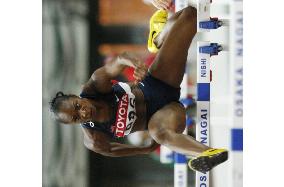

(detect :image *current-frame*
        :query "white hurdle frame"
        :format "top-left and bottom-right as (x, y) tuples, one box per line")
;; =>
(174, 1), (214, 187)
(195, 1), (212, 187)
(174, 0), (225, 187)
(196, 41), (211, 187)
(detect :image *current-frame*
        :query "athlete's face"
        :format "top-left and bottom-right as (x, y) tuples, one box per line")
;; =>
(57, 97), (96, 124)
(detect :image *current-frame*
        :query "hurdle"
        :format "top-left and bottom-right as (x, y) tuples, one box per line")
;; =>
(195, 0), (227, 187)
(163, 1), (242, 186)
(196, 41), (222, 187)
(197, 1), (243, 187)
(173, 1), (224, 187)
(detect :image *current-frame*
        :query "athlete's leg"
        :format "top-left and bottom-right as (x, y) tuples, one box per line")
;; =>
(154, 9), (185, 48)
(149, 6), (197, 88)
(148, 102), (228, 172)
(148, 102), (210, 157)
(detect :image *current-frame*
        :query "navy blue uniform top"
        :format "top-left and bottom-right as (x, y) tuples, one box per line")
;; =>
(80, 83), (137, 138)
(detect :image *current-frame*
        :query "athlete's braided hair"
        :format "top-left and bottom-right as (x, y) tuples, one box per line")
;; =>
(49, 91), (77, 116)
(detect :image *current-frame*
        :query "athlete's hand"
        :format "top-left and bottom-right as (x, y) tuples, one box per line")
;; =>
(119, 52), (148, 83)
(151, 0), (172, 10)
(133, 61), (148, 84)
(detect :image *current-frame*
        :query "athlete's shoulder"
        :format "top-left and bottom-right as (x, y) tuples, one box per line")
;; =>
(112, 81), (128, 94)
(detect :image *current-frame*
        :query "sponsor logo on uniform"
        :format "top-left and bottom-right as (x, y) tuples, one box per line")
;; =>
(114, 94), (129, 137)
(88, 121), (95, 127)
(113, 93), (136, 137)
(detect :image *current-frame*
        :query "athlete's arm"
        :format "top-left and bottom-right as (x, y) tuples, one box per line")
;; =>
(82, 128), (159, 157)
(107, 141), (160, 157)
(82, 52), (147, 94)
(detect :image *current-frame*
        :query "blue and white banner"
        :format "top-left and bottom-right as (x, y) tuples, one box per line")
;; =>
(197, 42), (211, 83)
(196, 101), (210, 187)
(196, 101), (210, 147)
(230, 1), (243, 129)
(229, 1), (243, 187)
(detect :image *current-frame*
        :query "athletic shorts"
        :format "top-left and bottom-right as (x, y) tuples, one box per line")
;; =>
(138, 73), (181, 126)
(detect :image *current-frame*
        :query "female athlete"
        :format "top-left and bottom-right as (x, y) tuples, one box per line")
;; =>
(49, 5), (228, 173)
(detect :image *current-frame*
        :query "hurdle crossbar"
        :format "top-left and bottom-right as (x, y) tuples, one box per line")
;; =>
(173, 1), (224, 186)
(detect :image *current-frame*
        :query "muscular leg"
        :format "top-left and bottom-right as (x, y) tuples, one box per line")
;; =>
(149, 6), (197, 88)
(154, 9), (184, 48)
(148, 102), (210, 157)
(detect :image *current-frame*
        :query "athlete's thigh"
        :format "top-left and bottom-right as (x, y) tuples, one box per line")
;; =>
(149, 6), (197, 88)
(148, 102), (186, 134)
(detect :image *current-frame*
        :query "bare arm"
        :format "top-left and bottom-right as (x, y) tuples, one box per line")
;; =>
(82, 52), (147, 94)
(82, 128), (159, 157)
(107, 141), (159, 157)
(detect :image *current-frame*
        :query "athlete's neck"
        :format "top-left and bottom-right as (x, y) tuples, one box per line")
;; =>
(90, 99), (113, 123)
